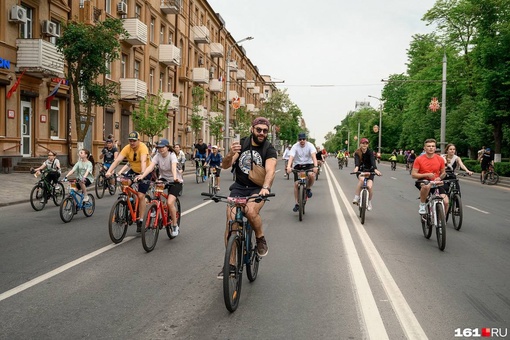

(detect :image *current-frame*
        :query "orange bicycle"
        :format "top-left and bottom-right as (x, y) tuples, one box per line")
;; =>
(142, 180), (182, 252)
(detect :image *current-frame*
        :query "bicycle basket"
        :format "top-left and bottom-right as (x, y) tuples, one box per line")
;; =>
(299, 171), (307, 179)
(155, 182), (165, 193)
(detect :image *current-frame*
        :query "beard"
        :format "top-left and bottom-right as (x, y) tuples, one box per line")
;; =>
(251, 133), (267, 146)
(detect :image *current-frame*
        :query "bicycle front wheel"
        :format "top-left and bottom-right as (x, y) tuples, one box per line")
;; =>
(108, 177), (117, 195)
(360, 189), (367, 224)
(421, 212), (432, 239)
(142, 202), (160, 252)
(298, 185), (304, 221)
(246, 228), (259, 282)
(52, 182), (65, 206)
(436, 204), (447, 251)
(485, 172), (499, 185)
(195, 168), (200, 184)
(108, 200), (128, 244)
(83, 194), (95, 217)
(451, 194), (463, 231)
(223, 233), (243, 313)
(30, 185), (46, 211)
(95, 174), (106, 199)
(59, 197), (75, 223)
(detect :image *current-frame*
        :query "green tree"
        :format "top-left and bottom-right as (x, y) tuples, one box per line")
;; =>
(56, 18), (127, 144)
(190, 86), (205, 140)
(208, 115), (224, 144)
(131, 92), (170, 145)
(232, 106), (251, 137)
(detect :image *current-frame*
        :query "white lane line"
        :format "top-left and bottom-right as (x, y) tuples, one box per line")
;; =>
(466, 205), (489, 214)
(0, 202), (213, 303)
(325, 163), (428, 340)
(323, 164), (389, 339)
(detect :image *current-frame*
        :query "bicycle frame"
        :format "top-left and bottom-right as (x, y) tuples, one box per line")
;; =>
(118, 175), (140, 222)
(150, 181), (170, 227)
(419, 180), (447, 251)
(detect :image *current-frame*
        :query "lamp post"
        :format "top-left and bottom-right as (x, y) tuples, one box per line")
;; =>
(339, 127), (350, 153)
(225, 36), (254, 154)
(368, 95), (383, 153)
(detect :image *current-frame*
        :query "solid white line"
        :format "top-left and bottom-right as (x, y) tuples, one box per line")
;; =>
(325, 164), (428, 340)
(0, 202), (212, 303)
(466, 205), (489, 214)
(323, 164), (389, 340)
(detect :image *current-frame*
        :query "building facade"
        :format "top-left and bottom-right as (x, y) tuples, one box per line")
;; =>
(0, 0), (276, 168)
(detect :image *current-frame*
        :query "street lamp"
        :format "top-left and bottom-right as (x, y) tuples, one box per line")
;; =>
(368, 95), (383, 153)
(225, 36), (254, 154)
(339, 127), (350, 153)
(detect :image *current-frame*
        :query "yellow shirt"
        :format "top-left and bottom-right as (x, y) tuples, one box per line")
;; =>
(120, 143), (150, 174)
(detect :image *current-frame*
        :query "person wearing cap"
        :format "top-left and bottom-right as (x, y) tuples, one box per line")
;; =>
(352, 137), (382, 211)
(193, 138), (208, 176)
(136, 139), (183, 237)
(100, 138), (119, 190)
(220, 116), (276, 276)
(106, 131), (151, 232)
(286, 132), (318, 212)
(480, 147), (494, 184)
(205, 145), (223, 190)
(411, 138), (448, 214)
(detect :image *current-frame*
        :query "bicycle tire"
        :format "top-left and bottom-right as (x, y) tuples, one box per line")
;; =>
(30, 184), (46, 211)
(59, 197), (75, 223)
(246, 228), (259, 282)
(485, 171), (499, 185)
(223, 233), (243, 312)
(108, 177), (117, 195)
(436, 204), (446, 251)
(421, 212), (432, 239)
(142, 202), (160, 252)
(108, 200), (129, 244)
(83, 194), (95, 217)
(451, 194), (463, 231)
(95, 174), (106, 199)
(360, 189), (367, 224)
(165, 198), (181, 239)
(298, 185), (304, 221)
(52, 182), (65, 206)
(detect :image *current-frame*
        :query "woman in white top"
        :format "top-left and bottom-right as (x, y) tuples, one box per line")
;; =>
(173, 143), (187, 172)
(442, 143), (473, 194)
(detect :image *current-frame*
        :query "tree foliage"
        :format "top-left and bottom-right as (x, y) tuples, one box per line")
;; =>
(131, 92), (170, 145)
(208, 114), (224, 144)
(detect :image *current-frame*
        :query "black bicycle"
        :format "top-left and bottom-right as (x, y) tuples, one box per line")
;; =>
(29, 168), (65, 211)
(351, 171), (378, 225)
(444, 173), (467, 231)
(202, 192), (275, 313)
(292, 168), (313, 221)
(94, 162), (117, 199)
(482, 164), (499, 185)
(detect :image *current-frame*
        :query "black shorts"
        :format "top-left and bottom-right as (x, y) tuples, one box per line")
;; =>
(166, 182), (182, 197)
(356, 172), (376, 181)
(77, 178), (92, 190)
(414, 181), (447, 195)
(127, 169), (152, 194)
(229, 182), (260, 197)
(293, 164), (314, 181)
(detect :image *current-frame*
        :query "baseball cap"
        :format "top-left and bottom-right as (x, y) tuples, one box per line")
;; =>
(212, 145), (218, 149)
(106, 139), (113, 143)
(360, 138), (369, 144)
(298, 132), (307, 140)
(485, 147), (491, 152)
(128, 131), (139, 140)
(157, 139), (170, 148)
(252, 117), (270, 127)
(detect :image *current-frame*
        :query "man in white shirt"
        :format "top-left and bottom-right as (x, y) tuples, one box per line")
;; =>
(286, 133), (318, 212)
(282, 145), (292, 178)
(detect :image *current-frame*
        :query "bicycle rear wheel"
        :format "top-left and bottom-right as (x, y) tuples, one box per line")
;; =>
(59, 197), (75, 223)
(223, 233), (243, 312)
(421, 212), (433, 239)
(30, 185), (46, 211)
(83, 194), (95, 217)
(142, 202), (160, 252)
(360, 189), (367, 224)
(165, 198), (181, 239)
(298, 185), (304, 221)
(95, 174), (106, 199)
(52, 182), (65, 206)
(451, 194), (463, 231)
(108, 200), (129, 244)
(246, 228), (259, 282)
(485, 171), (499, 185)
(436, 204), (447, 251)
(108, 177), (117, 195)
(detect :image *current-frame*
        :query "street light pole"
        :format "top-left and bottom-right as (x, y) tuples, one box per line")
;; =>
(368, 95), (383, 153)
(224, 36), (254, 154)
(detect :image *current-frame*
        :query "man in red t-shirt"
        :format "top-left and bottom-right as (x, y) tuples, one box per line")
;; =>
(411, 138), (447, 214)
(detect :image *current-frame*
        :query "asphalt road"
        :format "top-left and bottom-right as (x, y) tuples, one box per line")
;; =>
(0, 158), (509, 339)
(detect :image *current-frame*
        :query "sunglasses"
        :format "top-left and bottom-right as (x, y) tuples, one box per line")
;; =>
(255, 127), (269, 134)
(299, 138), (306, 141)
(133, 152), (137, 161)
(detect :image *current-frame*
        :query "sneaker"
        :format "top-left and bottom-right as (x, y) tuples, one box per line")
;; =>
(109, 185), (116, 191)
(83, 195), (89, 202)
(136, 220), (142, 233)
(419, 203), (426, 215)
(352, 195), (359, 205)
(40, 198), (46, 203)
(217, 265), (237, 279)
(216, 186), (220, 191)
(150, 210), (156, 218)
(367, 201), (373, 211)
(170, 225), (179, 237)
(292, 204), (299, 212)
(306, 189), (313, 198)
(256, 236), (268, 257)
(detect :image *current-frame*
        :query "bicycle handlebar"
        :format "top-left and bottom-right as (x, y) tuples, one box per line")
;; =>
(201, 192), (275, 204)
(350, 171), (380, 176)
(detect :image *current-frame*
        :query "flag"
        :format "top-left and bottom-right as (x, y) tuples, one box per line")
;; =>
(45, 79), (62, 109)
(218, 75), (223, 82)
(6, 69), (26, 99)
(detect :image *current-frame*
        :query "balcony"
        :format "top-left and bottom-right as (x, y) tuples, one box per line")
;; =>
(191, 26), (210, 44)
(251, 86), (260, 94)
(236, 69), (246, 80)
(228, 90), (238, 100)
(160, 0), (181, 14)
(246, 80), (254, 89)
(209, 79), (223, 93)
(228, 60), (238, 72)
(122, 19), (147, 46)
(119, 78), (147, 101)
(16, 39), (64, 77)
(209, 43), (224, 58)
(246, 103), (255, 112)
(159, 44), (181, 66)
(239, 97), (245, 107)
(197, 105), (208, 117)
(192, 68), (208, 84)
(162, 92), (180, 110)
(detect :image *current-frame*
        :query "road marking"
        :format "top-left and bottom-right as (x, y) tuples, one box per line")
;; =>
(466, 205), (489, 214)
(0, 202), (212, 303)
(324, 163), (428, 340)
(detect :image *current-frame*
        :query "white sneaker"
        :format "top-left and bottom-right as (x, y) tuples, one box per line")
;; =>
(170, 225), (179, 237)
(352, 195), (359, 205)
(83, 195), (89, 202)
(419, 203), (426, 214)
(367, 201), (373, 211)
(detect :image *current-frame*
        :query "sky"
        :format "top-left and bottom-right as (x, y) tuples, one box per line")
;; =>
(207, 0), (437, 147)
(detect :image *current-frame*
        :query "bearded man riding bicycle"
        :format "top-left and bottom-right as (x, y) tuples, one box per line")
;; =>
(352, 138), (381, 211)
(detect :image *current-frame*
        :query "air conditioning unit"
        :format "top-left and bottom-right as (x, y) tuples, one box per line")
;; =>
(42, 20), (59, 37)
(9, 5), (27, 23)
(117, 2), (128, 15)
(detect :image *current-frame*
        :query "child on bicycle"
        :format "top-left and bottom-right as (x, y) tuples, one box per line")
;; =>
(64, 149), (94, 202)
(205, 145), (223, 190)
(33, 151), (61, 184)
(352, 138), (381, 211)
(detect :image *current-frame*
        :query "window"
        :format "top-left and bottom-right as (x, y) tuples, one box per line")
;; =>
(121, 54), (127, 78)
(106, 59), (112, 79)
(105, 0), (111, 14)
(150, 17), (155, 43)
(49, 21), (61, 45)
(50, 99), (60, 137)
(20, 5), (33, 39)
(135, 4), (142, 19)
(160, 72), (164, 92)
(160, 25), (165, 44)
(168, 31), (173, 44)
(149, 68), (154, 93)
(134, 60), (140, 79)
(168, 77), (173, 93)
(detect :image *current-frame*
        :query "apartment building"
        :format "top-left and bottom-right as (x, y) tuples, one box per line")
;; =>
(0, 0), (276, 168)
